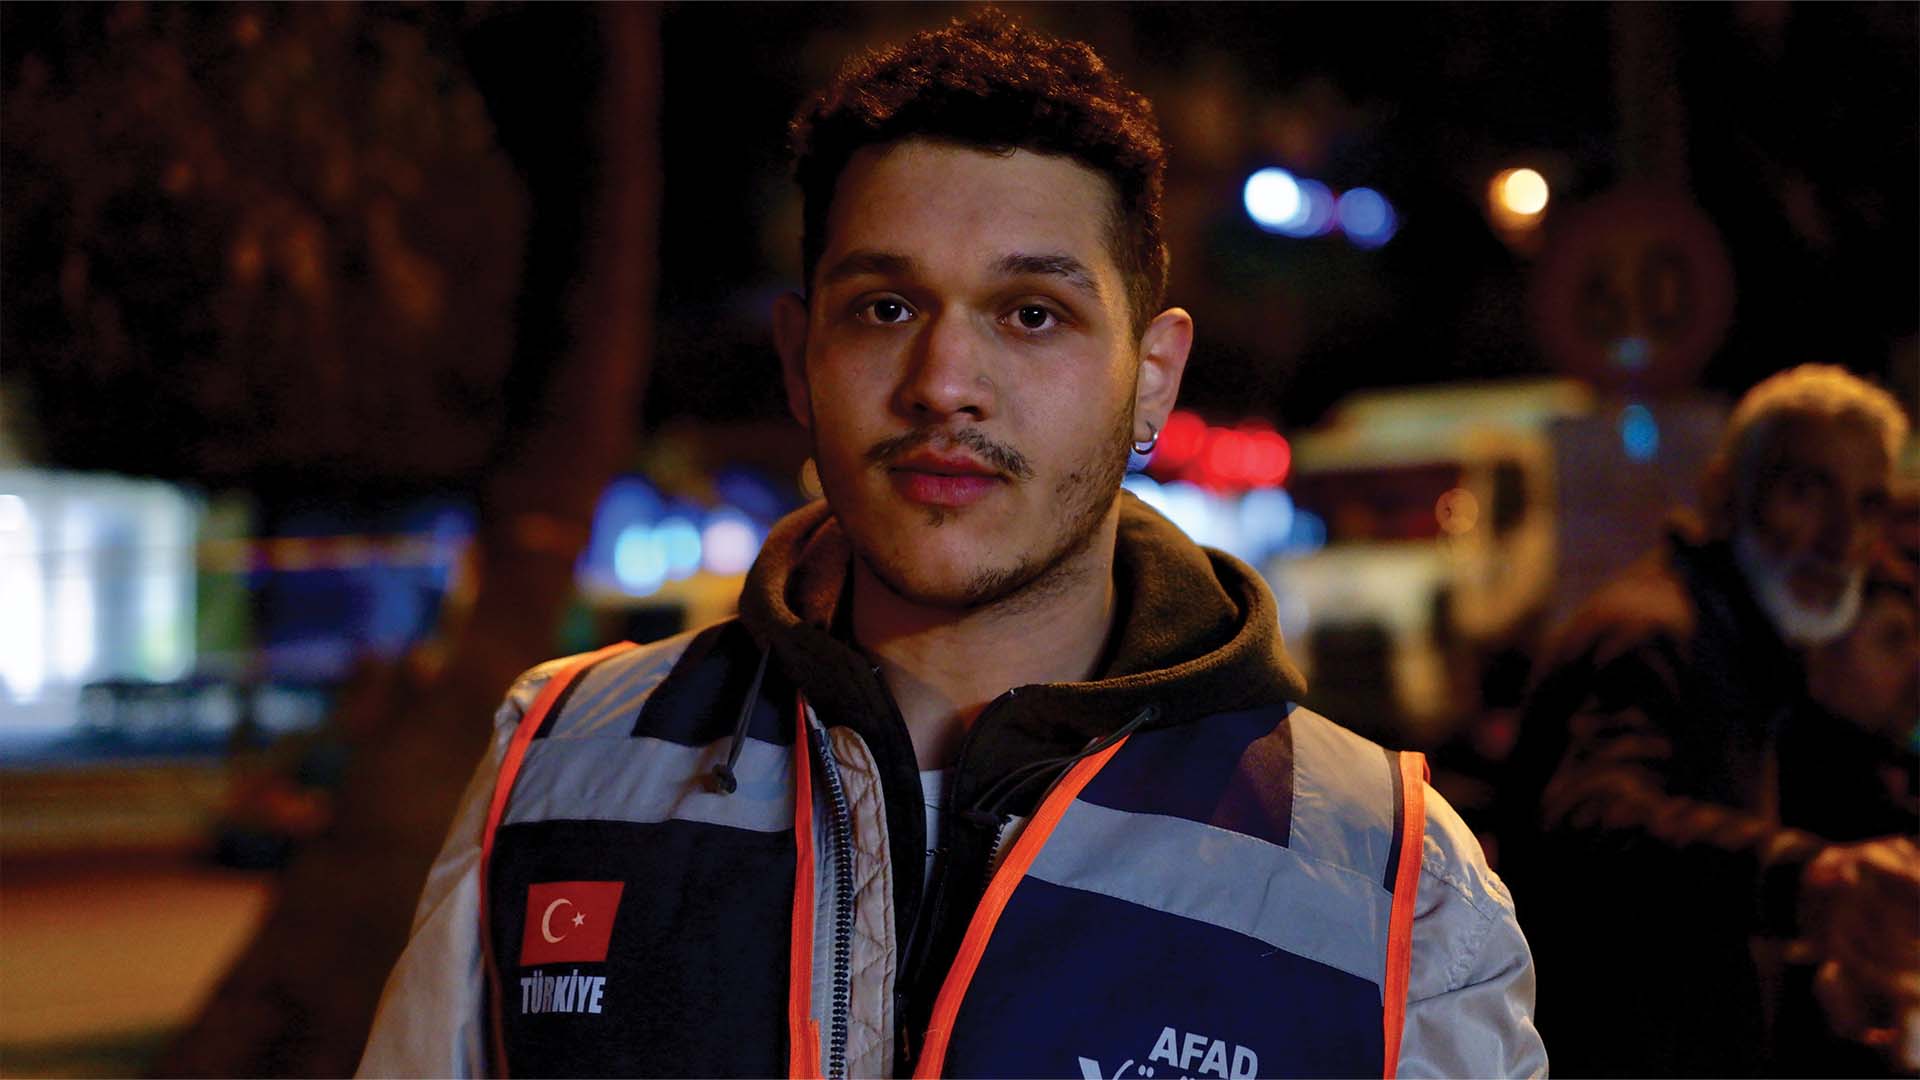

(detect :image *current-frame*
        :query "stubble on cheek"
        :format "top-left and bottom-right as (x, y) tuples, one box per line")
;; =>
(955, 401), (1134, 609)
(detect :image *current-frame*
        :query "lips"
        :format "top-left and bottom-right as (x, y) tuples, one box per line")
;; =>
(887, 450), (1004, 508)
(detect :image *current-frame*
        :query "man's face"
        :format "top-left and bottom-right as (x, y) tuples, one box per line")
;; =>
(775, 139), (1187, 609)
(1745, 415), (1892, 611)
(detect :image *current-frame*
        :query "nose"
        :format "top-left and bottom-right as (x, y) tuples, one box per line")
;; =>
(896, 311), (993, 422)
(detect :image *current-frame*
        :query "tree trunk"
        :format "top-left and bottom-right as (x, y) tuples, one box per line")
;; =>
(152, 6), (660, 1075)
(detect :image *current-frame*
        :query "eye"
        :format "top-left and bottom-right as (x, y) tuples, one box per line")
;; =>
(1010, 304), (1059, 332)
(857, 298), (915, 326)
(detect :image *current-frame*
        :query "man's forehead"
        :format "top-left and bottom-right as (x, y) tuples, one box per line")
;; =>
(818, 139), (1126, 287)
(1767, 414), (1892, 482)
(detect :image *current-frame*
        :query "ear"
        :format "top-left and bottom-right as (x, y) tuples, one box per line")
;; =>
(1132, 307), (1194, 441)
(772, 291), (812, 429)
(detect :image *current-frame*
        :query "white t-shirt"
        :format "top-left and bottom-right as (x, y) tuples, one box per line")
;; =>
(919, 767), (1030, 895)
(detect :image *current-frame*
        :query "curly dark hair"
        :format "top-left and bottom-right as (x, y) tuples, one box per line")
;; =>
(789, 9), (1169, 334)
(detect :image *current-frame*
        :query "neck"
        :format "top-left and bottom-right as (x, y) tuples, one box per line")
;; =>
(851, 515), (1120, 769)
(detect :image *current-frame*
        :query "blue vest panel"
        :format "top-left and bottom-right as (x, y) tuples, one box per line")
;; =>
(943, 876), (1384, 1079)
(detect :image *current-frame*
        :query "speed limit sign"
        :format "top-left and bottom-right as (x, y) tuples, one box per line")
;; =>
(1530, 186), (1735, 394)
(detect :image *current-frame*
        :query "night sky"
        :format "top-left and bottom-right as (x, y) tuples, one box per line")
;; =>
(4, 3), (1914, 496)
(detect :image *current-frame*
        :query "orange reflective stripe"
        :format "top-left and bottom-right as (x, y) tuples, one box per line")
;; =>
(787, 695), (819, 1079)
(478, 641), (637, 1079)
(801, 1019), (823, 1080)
(911, 735), (1132, 1080)
(1382, 751), (1428, 1079)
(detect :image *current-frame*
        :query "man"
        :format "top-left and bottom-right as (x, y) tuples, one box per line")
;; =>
(1506, 364), (1919, 1076)
(360, 12), (1543, 1077)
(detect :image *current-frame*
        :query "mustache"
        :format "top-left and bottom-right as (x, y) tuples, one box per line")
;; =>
(864, 427), (1035, 481)
(1787, 557), (1859, 585)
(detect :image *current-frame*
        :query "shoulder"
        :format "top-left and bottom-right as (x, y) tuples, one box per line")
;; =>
(1546, 545), (1702, 675)
(1286, 708), (1401, 870)
(1401, 783), (1545, 1074)
(1287, 710), (1520, 975)
(491, 621), (737, 738)
(492, 619), (792, 750)
(1413, 780), (1512, 957)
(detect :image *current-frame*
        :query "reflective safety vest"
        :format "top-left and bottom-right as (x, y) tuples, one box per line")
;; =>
(478, 629), (1427, 1079)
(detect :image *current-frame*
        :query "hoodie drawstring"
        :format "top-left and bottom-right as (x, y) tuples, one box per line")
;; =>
(712, 644), (772, 795)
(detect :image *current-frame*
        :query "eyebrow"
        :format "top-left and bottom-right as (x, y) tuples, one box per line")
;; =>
(818, 249), (1105, 301)
(996, 253), (1104, 301)
(820, 250), (916, 286)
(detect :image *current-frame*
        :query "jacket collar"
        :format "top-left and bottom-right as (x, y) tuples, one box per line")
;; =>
(1665, 518), (1805, 691)
(738, 490), (1306, 809)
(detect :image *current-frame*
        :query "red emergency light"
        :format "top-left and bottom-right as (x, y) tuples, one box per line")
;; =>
(1146, 410), (1291, 491)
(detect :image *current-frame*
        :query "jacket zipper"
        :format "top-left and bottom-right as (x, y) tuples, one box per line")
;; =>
(896, 692), (1013, 1072)
(809, 716), (856, 1080)
(897, 703), (1156, 1069)
(982, 813), (1015, 880)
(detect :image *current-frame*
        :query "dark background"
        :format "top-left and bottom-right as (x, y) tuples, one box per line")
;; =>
(6, 2), (1915, 502)
(0, 3), (1913, 1075)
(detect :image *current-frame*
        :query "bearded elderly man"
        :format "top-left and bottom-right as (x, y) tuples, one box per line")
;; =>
(1507, 364), (1918, 1077)
(359, 12), (1543, 1078)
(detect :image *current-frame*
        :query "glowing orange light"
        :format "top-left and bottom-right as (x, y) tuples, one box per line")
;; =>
(1501, 169), (1549, 214)
(1488, 168), (1550, 233)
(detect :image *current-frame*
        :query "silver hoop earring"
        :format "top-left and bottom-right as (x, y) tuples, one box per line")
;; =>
(1131, 421), (1160, 456)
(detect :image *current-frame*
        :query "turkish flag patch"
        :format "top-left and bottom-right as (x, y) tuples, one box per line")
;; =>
(520, 881), (625, 966)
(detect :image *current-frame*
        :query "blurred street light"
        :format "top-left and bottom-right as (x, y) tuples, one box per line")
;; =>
(1244, 167), (1303, 232)
(1337, 187), (1398, 249)
(1488, 167), (1550, 231)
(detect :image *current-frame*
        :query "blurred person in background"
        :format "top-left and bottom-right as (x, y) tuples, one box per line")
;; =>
(1796, 565), (1919, 840)
(359, 11), (1544, 1078)
(1788, 563), (1920, 1074)
(1505, 364), (1919, 1076)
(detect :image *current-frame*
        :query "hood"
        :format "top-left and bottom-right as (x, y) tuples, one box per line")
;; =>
(738, 489), (1306, 811)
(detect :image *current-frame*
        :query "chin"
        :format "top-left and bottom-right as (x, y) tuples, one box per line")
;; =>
(1787, 578), (1846, 612)
(858, 546), (1035, 610)
(1735, 530), (1868, 646)
(855, 511), (1110, 613)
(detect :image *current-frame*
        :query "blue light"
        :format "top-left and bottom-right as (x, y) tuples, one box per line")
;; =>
(656, 517), (704, 579)
(1288, 509), (1328, 553)
(714, 467), (788, 523)
(1238, 488), (1296, 558)
(1336, 187), (1398, 248)
(1121, 473), (1172, 516)
(1158, 482), (1219, 547)
(586, 477), (664, 578)
(701, 510), (762, 575)
(613, 525), (668, 596)
(1244, 168), (1303, 232)
(1619, 403), (1660, 462)
(1290, 180), (1337, 237)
